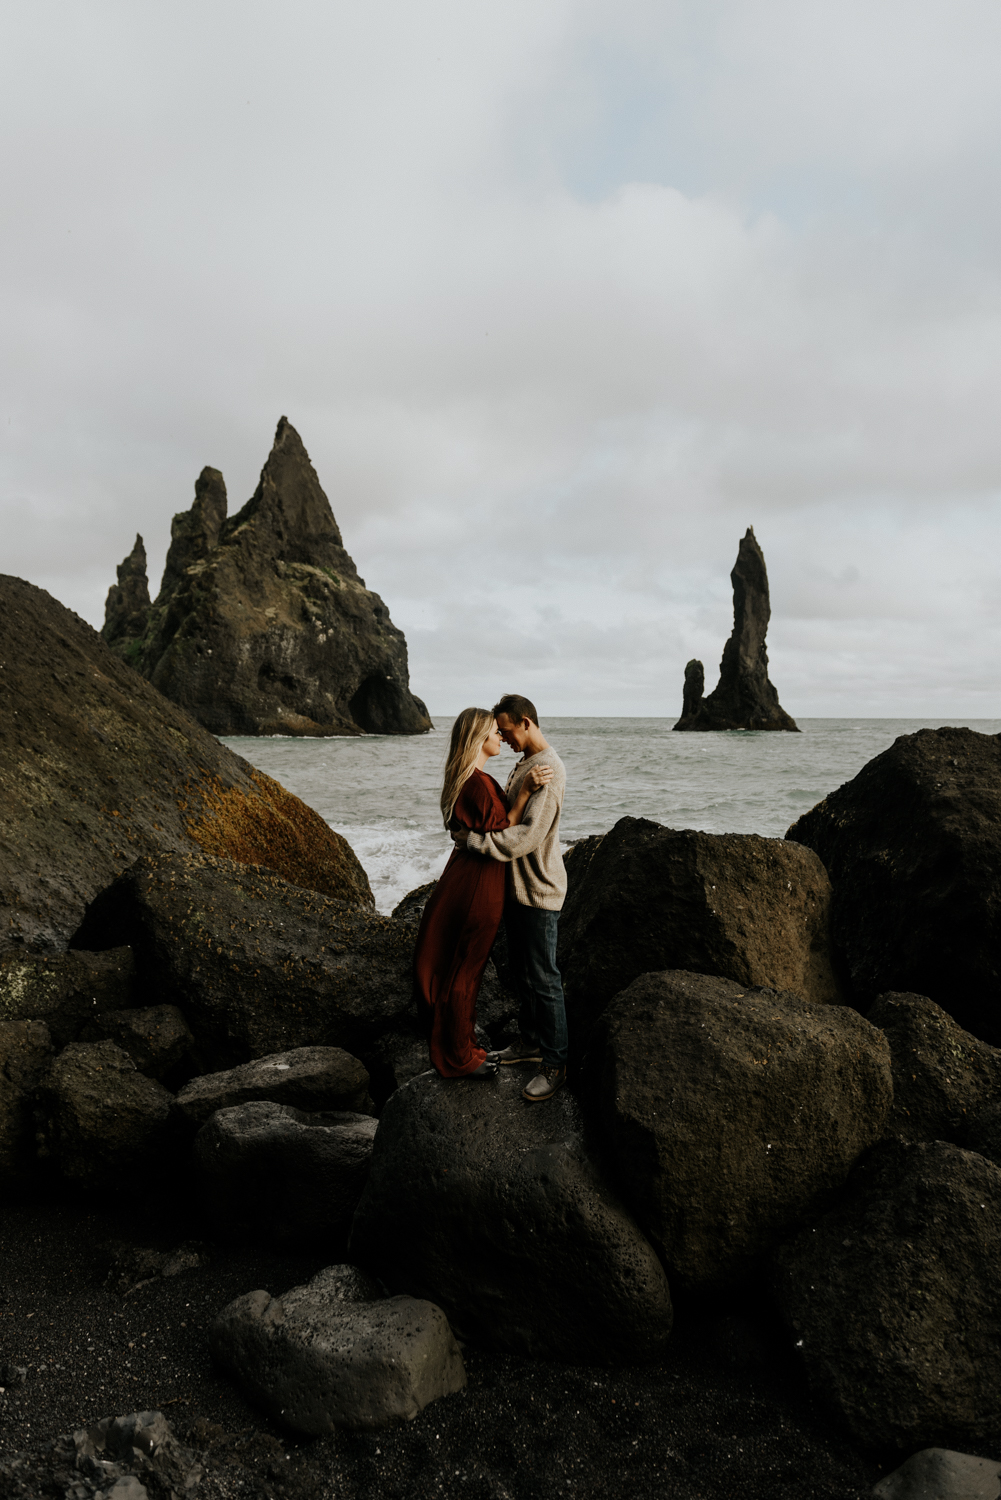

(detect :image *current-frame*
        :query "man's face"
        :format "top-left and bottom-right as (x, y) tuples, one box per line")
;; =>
(496, 713), (531, 752)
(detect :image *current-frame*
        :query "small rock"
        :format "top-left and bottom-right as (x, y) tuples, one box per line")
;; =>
(211, 1264), (466, 1433)
(873, 1448), (1001, 1499)
(35, 1041), (176, 1188)
(195, 1101), (377, 1246)
(176, 1045), (373, 1127)
(80, 1005), (194, 1081)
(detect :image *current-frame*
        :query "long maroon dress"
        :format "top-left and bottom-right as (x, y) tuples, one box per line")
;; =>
(414, 769), (510, 1077)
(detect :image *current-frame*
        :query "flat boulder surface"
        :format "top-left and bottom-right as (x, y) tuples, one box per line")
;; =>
(787, 727), (1001, 1040)
(349, 1069), (672, 1363)
(176, 1046), (372, 1127)
(772, 1139), (1001, 1450)
(558, 816), (843, 1047)
(594, 970), (892, 1290)
(195, 1101), (378, 1245)
(73, 852), (414, 1069)
(867, 991), (1001, 1143)
(211, 1264), (465, 1434)
(0, 575), (372, 955)
(35, 1040), (175, 1188)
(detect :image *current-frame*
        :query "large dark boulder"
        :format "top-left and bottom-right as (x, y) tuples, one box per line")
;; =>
(73, 852), (415, 1069)
(348, 1069), (672, 1363)
(211, 1265), (466, 1434)
(0, 574), (372, 957)
(673, 528), (798, 732)
(0, 948), (136, 1048)
(103, 418), (431, 738)
(557, 816), (843, 1050)
(195, 1102), (377, 1246)
(594, 971), (892, 1290)
(0, 1020), (53, 1187)
(867, 992), (1001, 1144)
(787, 727), (1001, 1040)
(176, 1046), (373, 1129)
(772, 1139), (1001, 1449)
(35, 1040), (176, 1188)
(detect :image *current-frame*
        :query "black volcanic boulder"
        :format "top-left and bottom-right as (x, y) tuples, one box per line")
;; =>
(557, 817), (843, 1050)
(195, 1102), (377, 1246)
(787, 727), (1001, 1040)
(73, 852), (414, 1069)
(867, 992), (1001, 1144)
(0, 573), (372, 956)
(176, 1047), (373, 1129)
(0, 1020), (53, 1187)
(0, 948), (136, 1049)
(211, 1265), (466, 1434)
(348, 1069), (672, 1363)
(103, 418), (431, 738)
(35, 1040), (176, 1188)
(772, 1139), (1001, 1449)
(593, 971), (892, 1290)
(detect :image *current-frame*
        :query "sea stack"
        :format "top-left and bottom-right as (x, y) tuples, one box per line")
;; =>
(101, 418), (431, 737)
(674, 528), (798, 732)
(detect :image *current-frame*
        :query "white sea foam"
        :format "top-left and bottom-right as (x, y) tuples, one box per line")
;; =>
(332, 823), (451, 915)
(222, 717), (1001, 915)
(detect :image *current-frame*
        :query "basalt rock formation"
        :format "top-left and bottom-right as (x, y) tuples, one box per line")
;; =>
(101, 534), (151, 646)
(0, 574), (372, 955)
(102, 418), (431, 738)
(674, 528), (798, 732)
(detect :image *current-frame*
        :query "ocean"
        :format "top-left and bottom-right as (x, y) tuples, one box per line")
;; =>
(222, 717), (1001, 914)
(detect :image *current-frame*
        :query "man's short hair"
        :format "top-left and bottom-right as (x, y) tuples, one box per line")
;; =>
(493, 693), (539, 727)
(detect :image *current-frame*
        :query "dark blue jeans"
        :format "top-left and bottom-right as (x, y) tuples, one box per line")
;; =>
(505, 903), (568, 1068)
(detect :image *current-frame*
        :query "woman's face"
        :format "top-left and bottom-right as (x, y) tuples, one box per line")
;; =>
(481, 720), (503, 758)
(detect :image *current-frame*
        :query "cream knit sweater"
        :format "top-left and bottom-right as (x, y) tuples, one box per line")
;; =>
(465, 748), (567, 911)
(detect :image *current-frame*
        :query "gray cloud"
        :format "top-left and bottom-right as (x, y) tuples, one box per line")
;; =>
(2, 0), (999, 718)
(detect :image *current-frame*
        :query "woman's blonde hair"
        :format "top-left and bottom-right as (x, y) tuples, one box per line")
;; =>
(441, 707), (494, 828)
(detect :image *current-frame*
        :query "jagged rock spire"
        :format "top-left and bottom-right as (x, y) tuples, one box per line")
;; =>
(101, 418), (430, 738)
(101, 534), (150, 647)
(674, 528), (798, 732)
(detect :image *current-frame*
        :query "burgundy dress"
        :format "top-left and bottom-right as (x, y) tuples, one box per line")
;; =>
(414, 769), (510, 1077)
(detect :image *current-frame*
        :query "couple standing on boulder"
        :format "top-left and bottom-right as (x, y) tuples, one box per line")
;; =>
(413, 694), (568, 1103)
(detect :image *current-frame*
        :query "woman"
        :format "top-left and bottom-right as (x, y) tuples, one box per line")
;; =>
(414, 707), (552, 1079)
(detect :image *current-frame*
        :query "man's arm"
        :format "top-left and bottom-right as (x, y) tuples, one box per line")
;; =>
(465, 783), (558, 862)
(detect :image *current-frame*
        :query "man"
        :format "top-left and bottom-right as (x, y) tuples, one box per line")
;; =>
(460, 693), (568, 1102)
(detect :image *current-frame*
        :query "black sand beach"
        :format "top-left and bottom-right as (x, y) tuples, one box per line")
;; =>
(0, 1196), (889, 1500)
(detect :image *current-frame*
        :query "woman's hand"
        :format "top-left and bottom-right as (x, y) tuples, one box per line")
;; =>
(525, 764), (554, 793)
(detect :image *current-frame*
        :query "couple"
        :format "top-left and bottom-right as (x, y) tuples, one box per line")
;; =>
(414, 693), (568, 1103)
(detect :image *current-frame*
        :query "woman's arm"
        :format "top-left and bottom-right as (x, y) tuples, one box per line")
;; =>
(506, 764), (552, 827)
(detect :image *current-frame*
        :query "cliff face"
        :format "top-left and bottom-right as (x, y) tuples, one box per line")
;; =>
(0, 575), (372, 955)
(103, 419), (431, 737)
(674, 528), (798, 733)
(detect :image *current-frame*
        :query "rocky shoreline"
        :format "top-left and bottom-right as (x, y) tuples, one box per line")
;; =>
(3, 574), (1001, 1497)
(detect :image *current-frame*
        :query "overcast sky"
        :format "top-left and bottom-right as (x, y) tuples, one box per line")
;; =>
(3, 0), (1001, 717)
